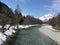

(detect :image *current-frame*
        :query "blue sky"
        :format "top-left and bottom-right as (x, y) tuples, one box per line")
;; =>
(0, 0), (60, 18)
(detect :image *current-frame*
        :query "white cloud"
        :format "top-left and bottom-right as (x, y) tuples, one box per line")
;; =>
(45, 0), (60, 13)
(52, 0), (60, 10)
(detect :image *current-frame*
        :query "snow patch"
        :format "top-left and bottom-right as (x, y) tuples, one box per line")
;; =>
(0, 25), (2, 28)
(4, 30), (15, 36)
(18, 25), (24, 29)
(39, 14), (54, 22)
(0, 32), (7, 41)
(0, 40), (3, 45)
(4, 24), (10, 29)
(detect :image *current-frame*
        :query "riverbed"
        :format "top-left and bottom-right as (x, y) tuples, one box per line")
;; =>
(11, 25), (58, 45)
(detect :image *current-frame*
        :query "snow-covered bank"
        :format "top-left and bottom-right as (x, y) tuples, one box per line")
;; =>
(0, 24), (39, 45)
(38, 24), (60, 45)
(18, 24), (39, 29)
(0, 32), (7, 45)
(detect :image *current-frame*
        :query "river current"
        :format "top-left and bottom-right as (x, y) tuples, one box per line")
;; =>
(11, 25), (58, 45)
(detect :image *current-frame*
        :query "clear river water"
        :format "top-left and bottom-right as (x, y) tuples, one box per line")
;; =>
(11, 25), (58, 45)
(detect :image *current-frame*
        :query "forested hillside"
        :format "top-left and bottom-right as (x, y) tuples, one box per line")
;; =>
(47, 13), (60, 30)
(0, 1), (43, 26)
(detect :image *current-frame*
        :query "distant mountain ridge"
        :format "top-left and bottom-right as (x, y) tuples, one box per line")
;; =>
(39, 14), (54, 22)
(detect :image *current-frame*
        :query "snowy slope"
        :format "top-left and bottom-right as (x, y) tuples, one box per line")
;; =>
(39, 14), (54, 22)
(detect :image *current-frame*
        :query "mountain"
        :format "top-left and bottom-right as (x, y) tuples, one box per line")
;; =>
(39, 14), (54, 22)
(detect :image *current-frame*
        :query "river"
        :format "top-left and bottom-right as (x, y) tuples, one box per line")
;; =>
(11, 25), (58, 45)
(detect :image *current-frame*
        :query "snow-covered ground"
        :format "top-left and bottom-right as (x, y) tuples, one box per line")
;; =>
(0, 32), (7, 45)
(38, 24), (60, 45)
(18, 24), (39, 29)
(0, 24), (39, 45)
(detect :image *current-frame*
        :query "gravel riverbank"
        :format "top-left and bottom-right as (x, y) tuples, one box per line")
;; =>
(39, 24), (60, 45)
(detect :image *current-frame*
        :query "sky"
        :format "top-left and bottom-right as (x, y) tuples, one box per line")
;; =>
(0, 0), (60, 18)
